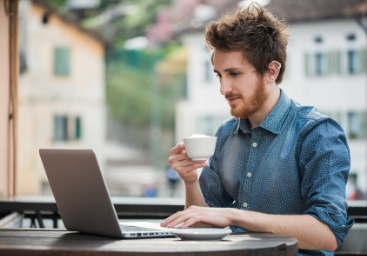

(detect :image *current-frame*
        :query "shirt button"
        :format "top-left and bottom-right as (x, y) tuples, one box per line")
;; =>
(247, 172), (252, 178)
(252, 142), (258, 147)
(243, 202), (248, 208)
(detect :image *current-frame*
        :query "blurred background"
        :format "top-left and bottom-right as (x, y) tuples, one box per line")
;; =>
(16, 0), (367, 200)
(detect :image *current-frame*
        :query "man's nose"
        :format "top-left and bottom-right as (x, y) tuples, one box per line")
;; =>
(220, 78), (232, 95)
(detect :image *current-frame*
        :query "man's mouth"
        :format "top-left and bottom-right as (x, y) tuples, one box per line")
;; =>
(226, 95), (241, 104)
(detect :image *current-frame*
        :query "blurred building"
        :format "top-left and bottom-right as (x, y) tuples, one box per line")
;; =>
(148, 0), (367, 196)
(17, 0), (106, 195)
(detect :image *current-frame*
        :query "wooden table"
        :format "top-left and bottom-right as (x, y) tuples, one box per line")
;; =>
(0, 229), (298, 256)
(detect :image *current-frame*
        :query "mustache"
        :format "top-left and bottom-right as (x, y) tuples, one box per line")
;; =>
(225, 93), (242, 100)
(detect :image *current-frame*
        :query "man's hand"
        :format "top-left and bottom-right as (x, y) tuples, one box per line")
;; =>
(168, 143), (207, 184)
(161, 206), (337, 251)
(161, 205), (233, 228)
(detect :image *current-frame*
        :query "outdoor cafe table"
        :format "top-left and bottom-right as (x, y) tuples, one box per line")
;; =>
(0, 228), (298, 256)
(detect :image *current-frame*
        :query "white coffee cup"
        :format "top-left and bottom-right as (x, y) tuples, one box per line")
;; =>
(183, 134), (217, 161)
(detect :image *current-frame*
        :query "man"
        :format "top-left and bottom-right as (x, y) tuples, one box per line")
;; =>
(161, 3), (353, 256)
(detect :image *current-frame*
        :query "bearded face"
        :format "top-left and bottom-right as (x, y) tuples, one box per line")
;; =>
(213, 50), (269, 121)
(226, 77), (268, 120)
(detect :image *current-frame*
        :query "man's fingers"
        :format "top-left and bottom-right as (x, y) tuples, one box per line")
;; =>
(161, 211), (183, 227)
(169, 153), (189, 164)
(173, 159), (206, 169)
(161, 210), (198, 228)
(162, 206), (210, 229)
(170, 143), (185, 155)
(193, 161), (208, 168)
(167, 142), (207, 184)
(179, 217), (199, 229)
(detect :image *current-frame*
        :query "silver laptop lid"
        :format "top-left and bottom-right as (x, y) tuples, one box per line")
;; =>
(39, 149), (123, 238)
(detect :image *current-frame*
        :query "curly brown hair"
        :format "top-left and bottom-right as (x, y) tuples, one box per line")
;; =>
(205, 3), (289, 84)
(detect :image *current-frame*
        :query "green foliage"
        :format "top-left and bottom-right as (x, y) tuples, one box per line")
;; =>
(122, 0), (174, 33)
(43, 0), (175, 44)
(106, 59), (184, 131)
(45, 0), (67, 9)
(108, 0), (174, 43)
(106, 63), (153, 128)
(109, 48), (163, 70)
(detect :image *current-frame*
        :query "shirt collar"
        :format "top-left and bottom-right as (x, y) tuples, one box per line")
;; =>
(234, 89), (291, 135)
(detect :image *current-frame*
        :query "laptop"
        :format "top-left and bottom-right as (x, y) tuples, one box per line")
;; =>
(39, 148), (174, 238)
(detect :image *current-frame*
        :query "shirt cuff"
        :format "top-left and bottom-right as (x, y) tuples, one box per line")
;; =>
(329, 218), (354, 247)
(229, 226), (248, 232)
(306, 211), (354, 247)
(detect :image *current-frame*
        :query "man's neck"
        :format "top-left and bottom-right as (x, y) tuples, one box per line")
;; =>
(248, 87), (281, 129)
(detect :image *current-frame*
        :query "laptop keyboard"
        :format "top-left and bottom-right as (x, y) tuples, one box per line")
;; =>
(119, 224), (161, 232)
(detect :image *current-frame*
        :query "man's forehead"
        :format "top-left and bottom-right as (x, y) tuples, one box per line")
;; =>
(213, 50), (249, 70)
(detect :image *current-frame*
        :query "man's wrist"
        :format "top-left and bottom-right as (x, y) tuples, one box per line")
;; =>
(229, 208), (244, 228)
(184, 178), (200, 188)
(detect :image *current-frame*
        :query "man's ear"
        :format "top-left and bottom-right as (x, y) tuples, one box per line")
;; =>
(266, 61), (281, 83)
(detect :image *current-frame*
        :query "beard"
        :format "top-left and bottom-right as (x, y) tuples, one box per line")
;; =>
(226, 79), (268, 120)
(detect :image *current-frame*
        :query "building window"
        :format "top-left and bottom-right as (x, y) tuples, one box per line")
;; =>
(314, 36), (323, 43)
(345, 49), (366, 74)
(347, 50), (359, 74)
(305, 49), (366, 76)
(305, 52), (329, 76)
(204, 60), (212, 82)
(54, 115), (82, 141)
(42, 12), (50, 25)
(54, 47), (70, 76)
(54, 115), (68, 141)
(347, 112), (366, 140)
(315, 52), (327, 75)
(346, 33), (356, 41)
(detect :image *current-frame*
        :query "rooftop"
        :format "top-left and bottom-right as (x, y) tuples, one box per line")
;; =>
(147, 0), (367, 45)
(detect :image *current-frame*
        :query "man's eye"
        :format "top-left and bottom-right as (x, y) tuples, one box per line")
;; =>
(215, 73), (221, 78)
(230, 72), (239, 77)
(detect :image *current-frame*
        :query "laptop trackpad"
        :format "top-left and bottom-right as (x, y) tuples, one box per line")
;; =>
(119, 221), (176, 230)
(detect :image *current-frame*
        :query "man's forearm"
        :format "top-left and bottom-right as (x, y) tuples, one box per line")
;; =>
(184, 180), (209, 209)
(230, 209), (337, 251)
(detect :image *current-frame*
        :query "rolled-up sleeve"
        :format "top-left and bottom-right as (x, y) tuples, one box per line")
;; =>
(299, 119), (354, 247)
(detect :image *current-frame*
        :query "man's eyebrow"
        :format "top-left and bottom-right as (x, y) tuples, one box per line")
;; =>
(213, 67), (242, 73)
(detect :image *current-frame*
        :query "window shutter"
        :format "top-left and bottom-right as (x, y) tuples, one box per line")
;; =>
(360, 49), (366, 74)
(54, 47), (70, 76)
(336, 51), (342, 74)
(75, 116), (82, 139)
(305, 53), (310, 77)
(204, 60), (212, 82)
(359, 112), (366, 139)
(329, 51), (339, 74)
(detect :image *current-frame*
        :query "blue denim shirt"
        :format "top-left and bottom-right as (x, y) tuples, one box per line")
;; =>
(199, 90), (354, 256)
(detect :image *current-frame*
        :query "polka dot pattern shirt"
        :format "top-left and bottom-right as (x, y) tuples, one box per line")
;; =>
(199, 90), (354, 256)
